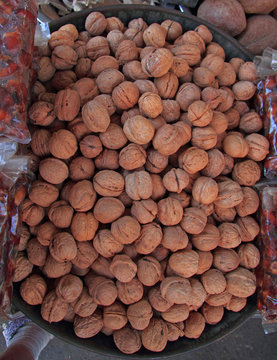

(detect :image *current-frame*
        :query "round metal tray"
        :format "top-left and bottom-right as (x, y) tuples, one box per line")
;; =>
(13, 4), (255, 358)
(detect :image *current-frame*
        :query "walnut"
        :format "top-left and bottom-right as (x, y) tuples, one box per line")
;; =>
(161, 304), (190, 323)
(232, 81), (256, 101)
(113, 326), (141, 354)
(166, 322), (184, 342)
(201, 88), (222, 111)
(123, 115), (155, 145)
(112, 81), (139, 110)
(109, 254), (137, 283)
(124, 29), (144, 48)
(28, 101), (55, 126)
(226, 267), (256, 298)
(60, 23), (78, 41)
(214, 180), (244, 208)
(179, 147), (209, 174)
(235, 186), (259, 217)
(95, 149), (119, 170)
(71, 78), (98, 106)
(94, 94), (116, 116)
(93, 170), (124, 197)
(223, 132), (249, 158)
(200, 54), (224, 77)
(232, 160), (261, 186)
(49, 129), (77, 160)
(169, 249), (199, 278)
(95, 68), (124, 94)
(73, 288), (97, 317)
(162, 168), (189, 194)
(129, 199), (156, 224)
(69, 157), (94, 182)
(191, 126), (217, 150)
(193, 67), (215, 88)
(50, 232), (77, 262)
(49, 30), (74, 49)
(221, 154), (234, 176)
(99, 124), (127, 150)
(86, 36), (110, 60)
(21, 199), (45, 226)
(229, 57), (244, 74)
(176, 82), (201, 111)
(233, 100), (250, 116)
(192, 224), (220, 251)
(217, 87), (234, 113)
(202, 303), (224, 325)
(146, 149), (168, 174)
(54, 89), (80, 122)
(160, 276), (193, 305)
(119, 144), (146, 171)
(91, 256), (114, 279)
(134, 79), (158, 95)
(161, 19), (182, 42)
(188, 100), (213, 127)
(29, 180), (59, 208)
(157, 197), (183, 226)
(206, 290), (232, 307)
(239, 112), (263, 133)
(85, 274), (117, 306)
(236, 216), (260, 242)
(48, 200), (73, 228)
(148, 286), (172, 312)
(192, 176), (219, 205)
(41, 290), (68, 323)
(150, 174), (166, 201)
(74, 310), (103, 338)
(170, 56), (189, 78)
(80, 135), (102, 159)
(26, 238), (47, 267)
(126, 299), (153, 331)
(152, 124), (183, 156)
(201, 269), (226, 295)
(18, 224), (30, 251)
(51, 70), (77, 90)
(93, 229), (123, 258)
(110, 216), (140, 245)
(218, 222), (242, 249)
(141, 48), (173, 78)
(20, 274), (47, 305)
(82, 99), (110, 133)
(213, 248), (240, 273)
(136, 256), (161, 286)
(141, 318), (168, 352)
(43, 255), (72, 278)
(135, 222), (162, 255)
(103, 301), (127, 331)
(93, 197), (125, 224)
(225, 296), (247, 312)
(238, 243), (260, 269)
(171, 43), (201, 66)
(56, 274), (83, 303)
(115, 40), (139, 65)
(37, 222), (58, 247)
(194, 24), (213, 43)
(72, 241), (98, 269)
(180, 207), (207, 235)
(162, 225), (188, 252)
(13, 252), (33, 282)
(51, 45), (78, 70)
(85, 12), (107, 35)
(154, 72), (179, 99)
(160, 100), (180, 123)
(196, 250), (213, 275)
(245, 133), (269, 161)
(71, 212), (98, 241)
(124, 170), (152, 201)
(201, 149), (225, 178)
(67, 116), (90, 141)
(122, 60), (147, 80)
(107, 30), (126, 54)
(169, 191), (190, 208)
(39, 158), (69, 185)
(38, 57), (56, 82)
(30, 129), (51, 157)
(184, 311), (206, 339)
(213, 206), (236, 222)
(91, 55), (119, 77)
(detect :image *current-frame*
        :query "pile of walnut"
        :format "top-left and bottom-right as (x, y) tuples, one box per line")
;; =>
(14, 12), (266, 354)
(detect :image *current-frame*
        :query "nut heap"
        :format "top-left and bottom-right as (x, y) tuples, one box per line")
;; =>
(16, 12), (263, 355)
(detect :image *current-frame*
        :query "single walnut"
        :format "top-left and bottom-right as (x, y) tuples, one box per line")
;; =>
(232, 160), (261, 186)
(169, 249), (199, 278)
(30, 129), (51, 157)
(192, 176), (219, 205)
(135, 222), (162, 255)
(236, 216), (260, 242)
(49, 30), (74, 49)
(232, 81), (256, 101)
(130, 199), (157, 224)
(176, 83), (201, 111)
(49, 129), (77, 160)
(39, 158), (69, 185)
(162, 225), (188, 252)
(160, 19), (182, 42)
(238, 62), (257, 82)
(235, 187), (259, 217)
(171, 43), (201, 66)
(41, 290), (68, 323)
(91, 256), (114, 279)
(152, 124), (183, 156)
(213, 248), (240, 273)
(214, 180), (244, 209)
(179, 147), (209, 174)
(188, 100), (213, 127)
(226, 267), (256, 298)
(134, 79), (158, 95)
(150, 174), (166, 201)
(217, 63), (236, 86)
(137, 92), (162, 119)
(21, 199), (45, 227)
(13, 252), (33, 282)
(223, 132), (249, 158)
(109, 254), (137, 283)
(154, 72), (179, 99)
(86, 36), (110, 60)
(54, 89), (80, 122)
(123, 60), (148, 80)
(127, 299), (153, 331)
(143, 23), (166, 48)
(206, 290), (232, 307)
(38, 56), (56, 82)
(201, 149), (225, 178)
(48, 200), (73, 228)
(99, 124), (127, 151)
(196, 250), (213, 275)
(85, 12), (107, 35)
(213, 206), (236, 222)
(161, 304), (190, 324)
(233, 101), (250, 116)
(69, 180), (96, 212)
(180, 207), (207, 235)
(43, 256), (72, 278)
(202, 303), (224, 325)
(20, 274), (47, 305)
(200, 54), (224, 77)
(80, 135), (102, 159)
(146, 149), (168, 174)
(51, 70), (77, 90)
(110, 216), (140, 246)
(201, 269), (226, 295)
(218, 222), (242, 249)
(69, 157), (94, 182)
(162, 168), (189, 194)
(93, 229), (123, 258)
(50, 232), (77, 262)
(170, 56), (189, 78)
(113, 325), (141, 355)
(148, 286), (173, 312)
(194, 24), (213, 43)
(71, 78), (98, 106)
(166, 322), (184, 342)
(95, 68), (124, 94)
(107, 30), (126, 54)
(221, 154), (234, 175)
(191, 126), (217, 150)
(29, 181), (59, 208)
(157, 197), (183, 226)
(26, 238), (47, 267)
(119, 144), (146, 171)
(56, 274), (83, 303)
(192, 224), (220, 251)
(75, 57), (92, 79)
(141, 48), (173, 78)
(95, 149), (119, 170)
(136, 256), (161, 286)
(18, 224), (30, 251)
(28, 101), (55, 127)
(111, 81), (140, 111)
(160, 276), (193, 305)
(94, 197), (125, 224)
(245, 133), (269, 161)
(67, 117), (90, 142)
(201, 88), (222, 111)
(91, 55), (119, 77)
(229, 57), (244, 74)
(187, 278), (206, 311)
(82, 99), (110, 133)
(217, 88), (234, 113)
(141, 318), (168, 352)
(239, 112), (263, 133)
(115, 40), (139, 65)
(74, 310), (103, 338)
(93, 170), (124, 197)
(238, 243), (260, 269)
(51, 45), (78, 70)
(225, 296), (247, 312)
(169, 191), (190, 208)
(72, 241), (98, 269)
(86, 274), (118, 306)
(103, 301), (127, 331)
(123, 115), (155, 145)
(37, 222), (58, 247)
(193, 67), (215, 88)
(71, 212), (98, 241)
(116, 277), (143, 306)
(73, 288), (97, 317)
(124, 170), (152, 201)
(161, 100), (180, 123)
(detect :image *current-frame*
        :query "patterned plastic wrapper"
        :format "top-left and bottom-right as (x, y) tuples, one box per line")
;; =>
(255, 48), (277, 179)
(255, 182), (277, 333)
(0, 0), (38, 144)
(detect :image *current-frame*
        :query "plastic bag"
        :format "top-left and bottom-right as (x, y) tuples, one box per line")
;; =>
(0, 0), (38, 144)
(255, 181), (277, 333)
(0, 141), (33, 320)
(255, 48), (277, 178)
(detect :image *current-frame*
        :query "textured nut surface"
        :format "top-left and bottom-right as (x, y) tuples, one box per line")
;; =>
(226, 267), (256, 298)
(20, 274), (47, 305)
(41, 290), (68, 323)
